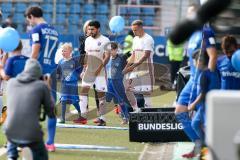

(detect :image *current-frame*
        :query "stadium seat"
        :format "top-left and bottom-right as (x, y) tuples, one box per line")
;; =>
(82, 14), (93, 24)
(43, 0), (53, 3)
(95, 15), (108, 24)
(69, 4), (81, 14)
(42, 3), (53, 13)
(145, 29), (153, 35)
(71, 0), (84, 4)
(68, 14), (80, 25)
(96, 4), (108, 14)
(56, 14), (66, 24)
(57, 4), (67, 14)
(143, 16), (154, 26)
(83, 4), (95, 14)
(68, 24), (79, 34)
(44, 13), (52, 24)
(17, 24), (24, 33)
(129, 7), (141, 15)
(129, 16), (140, 24)
(119, 7), (128, 15)
(142, 8), (155, 16)
(1, 3), (13, 13)
(55, 25), (65, 34)
(15, 3), (27, 13)
(28, 2), (40, 7)
(13, 13), (25, 24)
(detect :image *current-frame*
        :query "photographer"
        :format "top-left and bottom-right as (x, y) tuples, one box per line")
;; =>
(3, 59), (55, 160)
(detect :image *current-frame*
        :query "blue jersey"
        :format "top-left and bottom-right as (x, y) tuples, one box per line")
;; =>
(4, 55), (28, 77)
(29, 23), (59, 74)
(57, 57), (82, 102)
(217, 55), (240, 89)
(187, 26), (216, 77)
(106, 54), (127, 79)
(57, 57), (82, 83)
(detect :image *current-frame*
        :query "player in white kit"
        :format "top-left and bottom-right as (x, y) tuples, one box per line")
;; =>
(123, 20), (155, 109)
(73, 20), (110, 126)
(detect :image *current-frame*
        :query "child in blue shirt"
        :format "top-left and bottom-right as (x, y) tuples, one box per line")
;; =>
(106, 42), (130, 124)
(188, 50), (220, 147)
(57, 43), (82, 123)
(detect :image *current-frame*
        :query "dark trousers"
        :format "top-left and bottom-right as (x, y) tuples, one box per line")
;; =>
(170, 60), (182, 84)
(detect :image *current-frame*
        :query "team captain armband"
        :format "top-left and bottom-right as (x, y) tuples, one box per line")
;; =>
(203, 26), (216, 47)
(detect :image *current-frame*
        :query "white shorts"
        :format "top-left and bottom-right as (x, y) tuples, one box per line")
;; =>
(82, 75), (107, 92)
(129, 74), (154, 93)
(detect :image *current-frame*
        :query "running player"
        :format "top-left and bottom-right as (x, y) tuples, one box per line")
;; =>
(123, 20), (155, 109)
(74, 20), (110, 126)
(25, 6), (59, 152)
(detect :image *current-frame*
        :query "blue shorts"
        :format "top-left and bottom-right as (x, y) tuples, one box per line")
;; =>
(106, 79), (130, 105)
(177, 70), (201, 106)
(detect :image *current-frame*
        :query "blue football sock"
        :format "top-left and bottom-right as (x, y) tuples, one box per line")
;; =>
(175, 112), (200, 142)
(73, 102), (81, 113)
(46, 117), (56, 145)
(192, 108), (205, 143)
(119, 103), (129, 119)
(61, 102), (67, 121)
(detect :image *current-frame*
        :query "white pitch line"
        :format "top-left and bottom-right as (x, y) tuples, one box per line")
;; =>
(57, 148), (140, 154)
(138, 143), (149, 160)
(55, 143), (128, 151)
(0, 147), (7, 157)
(57, 123), (128, 130)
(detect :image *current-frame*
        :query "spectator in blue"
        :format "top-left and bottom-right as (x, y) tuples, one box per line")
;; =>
(57, 43), (82, 124)
(174, 4), (218, 158)
(188, 50), (220, 148)
(106, 42), (131, 124)
(217, 35), (240, 90)
(0, 41), (28, 80)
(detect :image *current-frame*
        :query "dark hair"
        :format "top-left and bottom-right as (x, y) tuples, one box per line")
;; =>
(14, 40), (23, 52)
(221, 35), (238, 51)
(88, 20), (100, 29)
(192, 49), (209, 66)
(111, 42), (118, 50)
(128, 30), (134, 37)
(25, 6), (43, 18)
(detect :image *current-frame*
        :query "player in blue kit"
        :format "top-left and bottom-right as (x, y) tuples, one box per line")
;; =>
(217, 35), (240, 90)
(57, 43), (82, 124)
(174, 4), (218, 158)
(188, 50), (220, 149)
(106, 42), (131, 124)
(25, 6), (59, 152)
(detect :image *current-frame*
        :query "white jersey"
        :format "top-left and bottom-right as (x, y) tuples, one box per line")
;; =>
(130, 33), (154, 78)
(85, 35), (110, 74)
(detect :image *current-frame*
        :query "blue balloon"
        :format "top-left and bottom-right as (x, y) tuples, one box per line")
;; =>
(231, 49), (240, 72)
(0, 27), (20, 52)
(109, 16), (125, 33)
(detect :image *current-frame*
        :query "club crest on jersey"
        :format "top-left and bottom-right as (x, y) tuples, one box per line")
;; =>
(98, 42), (101, 46)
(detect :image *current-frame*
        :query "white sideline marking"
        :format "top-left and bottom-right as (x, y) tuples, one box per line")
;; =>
(57, 123), (128, 130)
(55, 143), (128, 151)
(138, 144), (149, 160)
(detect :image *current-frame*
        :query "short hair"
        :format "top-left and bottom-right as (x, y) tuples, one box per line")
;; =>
(192, 49), (209, 66)
(88, 20), (100, 29)
(131, 20), (143, 26)
(221, 35), (238, 51)
(111, 42), (118, 50)
(61, 43), (73, 51)
(25, 6), (43, 18)
(14, 40), (23, 52)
